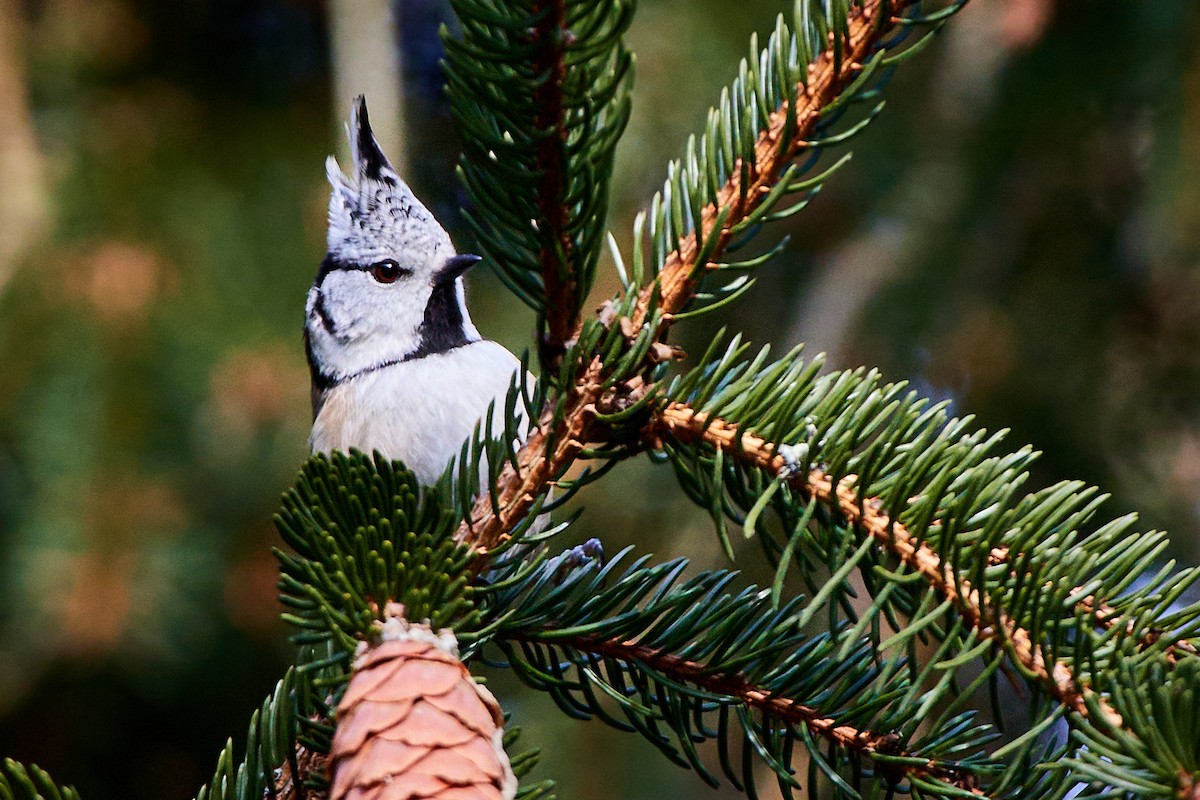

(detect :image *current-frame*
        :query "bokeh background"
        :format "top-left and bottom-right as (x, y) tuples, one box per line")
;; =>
(1, 0), (1199, 798)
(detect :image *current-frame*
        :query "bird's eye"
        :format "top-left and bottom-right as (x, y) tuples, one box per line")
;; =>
(370, 260), (406, 284)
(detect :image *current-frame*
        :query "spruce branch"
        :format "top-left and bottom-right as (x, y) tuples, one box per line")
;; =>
(478, 545), (1003, 796)
(454, 0), (949, 558)
(444, 0), (634, 367)
(544, 633), (987, 794)
(555, 634), (896, 750)
(275, 451), (480, 651)
(631, 0), (892, 328)
(647, 360), (1200, 791)
(649, 393), (1200, 799)
(226, 0), (1200, 796)
(652, 401), (1123, 727)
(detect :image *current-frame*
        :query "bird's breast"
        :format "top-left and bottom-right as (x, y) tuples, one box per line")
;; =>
(309, 341), (528, 485)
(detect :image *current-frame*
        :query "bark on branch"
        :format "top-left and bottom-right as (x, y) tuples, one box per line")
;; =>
(531, 0), (579, 364)
(526, 632), (989, 793)
(456, 0), (903, 554)
(652, 402), (1126, 728)
(633, 0), (890, 326)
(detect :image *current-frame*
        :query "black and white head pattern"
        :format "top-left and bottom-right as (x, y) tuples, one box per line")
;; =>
(305, 96), (482, 394)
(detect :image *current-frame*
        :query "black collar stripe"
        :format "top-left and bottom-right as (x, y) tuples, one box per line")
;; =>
(326, 339), (476, 388)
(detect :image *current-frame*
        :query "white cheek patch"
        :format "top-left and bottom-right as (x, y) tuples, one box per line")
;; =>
(306, 269), (434, 380)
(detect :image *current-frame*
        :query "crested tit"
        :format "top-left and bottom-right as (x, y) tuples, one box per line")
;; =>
(305, 97), (529, 486)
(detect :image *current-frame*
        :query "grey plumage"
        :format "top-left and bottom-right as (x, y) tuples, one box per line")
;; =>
(305, 97), (529, 485)
(323, 100), (453, 276)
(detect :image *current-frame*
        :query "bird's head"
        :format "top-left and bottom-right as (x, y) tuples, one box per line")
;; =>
(305, 96), (481, 389)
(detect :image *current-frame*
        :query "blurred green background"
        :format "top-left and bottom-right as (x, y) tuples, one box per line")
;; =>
(1, 0), (1199, 798)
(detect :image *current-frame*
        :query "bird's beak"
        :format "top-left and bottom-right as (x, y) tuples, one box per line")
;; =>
(437, 254), (482, 284)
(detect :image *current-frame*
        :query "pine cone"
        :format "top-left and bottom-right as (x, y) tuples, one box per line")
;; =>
(329, 615), (516, 800)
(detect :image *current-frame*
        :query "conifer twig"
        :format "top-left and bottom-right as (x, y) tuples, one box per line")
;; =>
(633, 0), (891, 328)
(534, 632), (990, 794)
(455, 359), (603, 552)
(274, 745), (328, 800)
(530, 0), (578, 364)
(651, 402), (1126, 729)
(456, 0), (906, 553)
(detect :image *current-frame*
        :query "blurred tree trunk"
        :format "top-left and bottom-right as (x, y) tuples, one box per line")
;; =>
(329, 0), (407, 173)
(0, 0), (48, 290)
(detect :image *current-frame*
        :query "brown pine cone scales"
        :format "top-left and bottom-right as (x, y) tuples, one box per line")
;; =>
(329, 612), (516, 800)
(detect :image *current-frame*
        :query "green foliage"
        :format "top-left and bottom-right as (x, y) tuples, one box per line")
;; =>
(660, 335), (1200, 795)
(193, 671), (302, 800)
(443, 0), (635, 334)
(476, 544), (1003, 796)
(267, 453), (556, 796)
(255, 329), (1200, 798)
(665, 334), (1200, 654)
(627, 2), (961, 321)
(503, 725), (557, 800)
(275, 451), (479, 654)
(427, 0), (1200, 796)
(0, 761), (79, 800)
(1060, 659), (1200, 799)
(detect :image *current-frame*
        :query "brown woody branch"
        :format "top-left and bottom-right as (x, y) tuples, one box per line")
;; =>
(274, 743), (328, 800)
(537, 633), (987, 793)
(652, 402), (1126, 729)
(454, 358), (603, 552)
(456, 0), (904, 554)
(633, 0), (890, 326)
(1077, 595), (1198, 663)
(531, 0), (579, 365)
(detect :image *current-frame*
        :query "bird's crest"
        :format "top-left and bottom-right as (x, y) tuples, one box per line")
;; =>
(325, 96), (453, 264)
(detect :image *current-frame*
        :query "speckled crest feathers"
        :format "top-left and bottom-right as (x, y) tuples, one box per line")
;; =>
(325, 96), (454, 266)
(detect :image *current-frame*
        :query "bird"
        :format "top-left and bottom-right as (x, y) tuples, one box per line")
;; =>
(305, 96), (529, 487)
